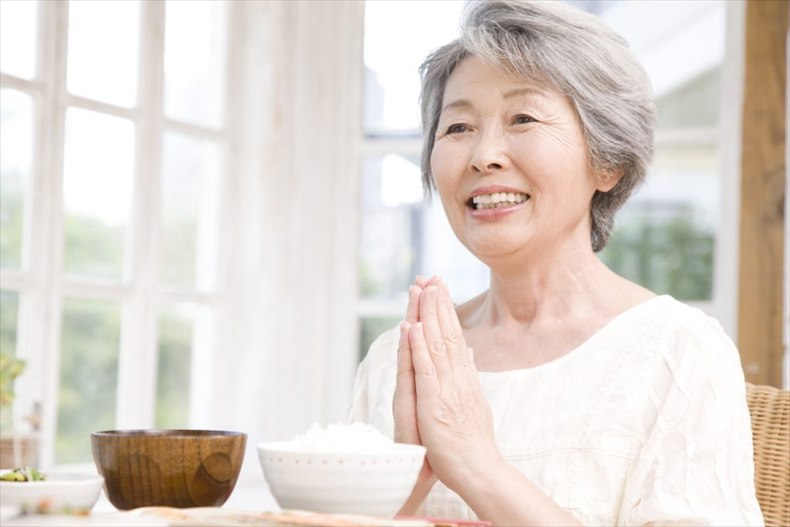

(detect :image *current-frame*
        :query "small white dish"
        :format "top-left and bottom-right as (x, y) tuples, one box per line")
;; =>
(0, 471), (104, 514)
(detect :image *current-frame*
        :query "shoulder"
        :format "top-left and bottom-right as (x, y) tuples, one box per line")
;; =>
(348, 325), (400, 435)
(620, 298), (762, 525)
(609, 295), (746, 404)
(361, 325), (400, 370)
(353, 325), (400, 395)
(649, 296), (740, 365)
(634, 295), (746, 403)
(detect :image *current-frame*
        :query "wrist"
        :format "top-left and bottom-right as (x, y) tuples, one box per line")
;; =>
(398, 471), (437, 516)
(444, 446), (509, 498)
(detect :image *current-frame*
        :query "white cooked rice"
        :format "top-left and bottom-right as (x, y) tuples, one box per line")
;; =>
(291, 423), (394, 452)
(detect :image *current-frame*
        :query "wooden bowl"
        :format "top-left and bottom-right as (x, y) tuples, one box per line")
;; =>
(91, 429), (246, 510)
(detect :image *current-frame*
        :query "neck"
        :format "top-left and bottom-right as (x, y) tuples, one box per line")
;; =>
(471, 237), (616, 327)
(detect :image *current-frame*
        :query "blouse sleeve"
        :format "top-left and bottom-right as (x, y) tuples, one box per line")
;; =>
(347, 326), (399, 438)
(620, 314), (764, 526)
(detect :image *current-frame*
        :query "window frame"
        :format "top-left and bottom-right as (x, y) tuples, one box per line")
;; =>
(0, 0), (238, 467)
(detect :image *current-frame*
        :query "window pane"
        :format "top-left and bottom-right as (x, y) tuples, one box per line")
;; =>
(422, 199), (489, 303)
(363, 0), (464, 135)
(164, 1), (227, 128)
(0, 290), (19, 359)
(57, 298), (120, 464)
(0, 0), (37, 79)
(160, 132), (221, 291)
(62, 108), (135, 281)
(155, 304), (196, 428)
(66, 0), (140, 107)
(656, 66), (722, 129)
(359, 155), (422, 301)
(1, 89), (34, 269)
(588, 1), (724, 302)
(0, 290), (20, 434)
(359, 154), (487, 302)
(600, 145), (718, 301)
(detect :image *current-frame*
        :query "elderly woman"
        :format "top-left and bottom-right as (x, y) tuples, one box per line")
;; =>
(350, 1), (763, 525)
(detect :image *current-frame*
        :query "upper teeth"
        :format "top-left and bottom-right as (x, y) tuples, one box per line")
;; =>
(472, 192), (528, 205)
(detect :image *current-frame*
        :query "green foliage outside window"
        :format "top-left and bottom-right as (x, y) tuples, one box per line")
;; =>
(0, 292), (18, 361)
(63, 215), (124, 280)
(600, 206), (714, 301)
(0, 293), (20, 431)
(56, 299), (120, 463)
(155, 313), (193, 429)
(0, 176), (24, 269)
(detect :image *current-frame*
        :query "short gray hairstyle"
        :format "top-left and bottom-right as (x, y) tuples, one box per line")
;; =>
(419, 0), (656, 251)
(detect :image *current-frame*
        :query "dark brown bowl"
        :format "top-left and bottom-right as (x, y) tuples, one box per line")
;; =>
(91, 429), (246, 510)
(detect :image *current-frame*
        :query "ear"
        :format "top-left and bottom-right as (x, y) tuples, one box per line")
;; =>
(595, 167), (624, 192)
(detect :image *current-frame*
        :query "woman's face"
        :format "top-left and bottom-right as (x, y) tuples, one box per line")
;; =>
(430, 56), (617, 264)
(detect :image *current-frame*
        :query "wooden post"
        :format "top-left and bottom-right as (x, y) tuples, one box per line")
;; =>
(738, 0), (788, 387)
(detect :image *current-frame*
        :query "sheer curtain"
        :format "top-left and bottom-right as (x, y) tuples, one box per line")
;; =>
(210, 0), (363, 472)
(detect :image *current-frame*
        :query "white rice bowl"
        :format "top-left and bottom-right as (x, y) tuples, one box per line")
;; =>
(257, 423), (426, 517)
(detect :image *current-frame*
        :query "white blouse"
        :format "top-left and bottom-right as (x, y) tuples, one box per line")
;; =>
(348, 295), (764, 526)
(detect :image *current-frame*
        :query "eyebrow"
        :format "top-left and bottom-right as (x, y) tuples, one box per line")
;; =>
(502, 86), (547, 100)
(441, 86), (549, 113)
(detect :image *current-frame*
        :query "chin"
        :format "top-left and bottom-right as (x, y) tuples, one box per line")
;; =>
(462, 235), (527, 264)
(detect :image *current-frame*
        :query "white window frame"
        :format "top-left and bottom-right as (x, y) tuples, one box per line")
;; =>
(0, 0), (240, 467)
(3, 1), (366, 475)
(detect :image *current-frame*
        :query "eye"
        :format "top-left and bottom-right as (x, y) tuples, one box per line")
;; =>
(445, 123), (470, 134)
(513, 114), (537, 125)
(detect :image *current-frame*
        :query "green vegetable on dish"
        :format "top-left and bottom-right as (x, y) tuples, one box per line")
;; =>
(1, 466), (46, 482)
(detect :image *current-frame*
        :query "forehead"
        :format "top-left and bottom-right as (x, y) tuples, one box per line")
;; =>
(442, 56), (558, 109)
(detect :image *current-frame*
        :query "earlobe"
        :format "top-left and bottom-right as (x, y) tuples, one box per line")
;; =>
(596, 167), (624, 192)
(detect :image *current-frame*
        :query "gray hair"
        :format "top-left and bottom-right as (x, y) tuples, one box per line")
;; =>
(419, 0), (656, 251)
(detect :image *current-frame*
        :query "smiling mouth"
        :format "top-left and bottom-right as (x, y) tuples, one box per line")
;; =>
(468, 192), (530, 210)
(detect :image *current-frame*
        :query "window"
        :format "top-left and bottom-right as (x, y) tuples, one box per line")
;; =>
(0, 0), (743, 475)
(357, 0), (740, 360)
(358, 0), (485, 358)
(2, 0), (366, 477)
(594, 1), (734, 326)
(0, 0), (233, 466)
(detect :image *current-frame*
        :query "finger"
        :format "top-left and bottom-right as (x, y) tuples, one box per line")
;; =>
(415, 275), (440, 289)
(405, 285), (422, 324)
(436, 278), (469, 368)
(425, 275), (440, 288)
(408, 322), (441, 401)
(394, 322), (419, 445)
(415, 275), (429, 289)
(418, 286), (452, 380)
(397, 321), (415, 377)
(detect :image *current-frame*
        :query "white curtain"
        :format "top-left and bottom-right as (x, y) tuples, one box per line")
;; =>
(206, 0), (364, 472)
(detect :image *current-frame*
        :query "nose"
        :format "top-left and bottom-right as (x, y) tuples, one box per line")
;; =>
(468, 126), (508, 173)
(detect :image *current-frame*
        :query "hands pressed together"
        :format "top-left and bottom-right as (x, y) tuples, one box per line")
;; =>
(393, 276), (500, 509)
(392, 277), (583, 526)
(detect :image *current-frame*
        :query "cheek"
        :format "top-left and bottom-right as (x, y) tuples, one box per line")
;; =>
(430, 144), (465, 193)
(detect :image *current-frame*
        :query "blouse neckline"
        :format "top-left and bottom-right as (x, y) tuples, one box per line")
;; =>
(476, 294), (673, 377)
